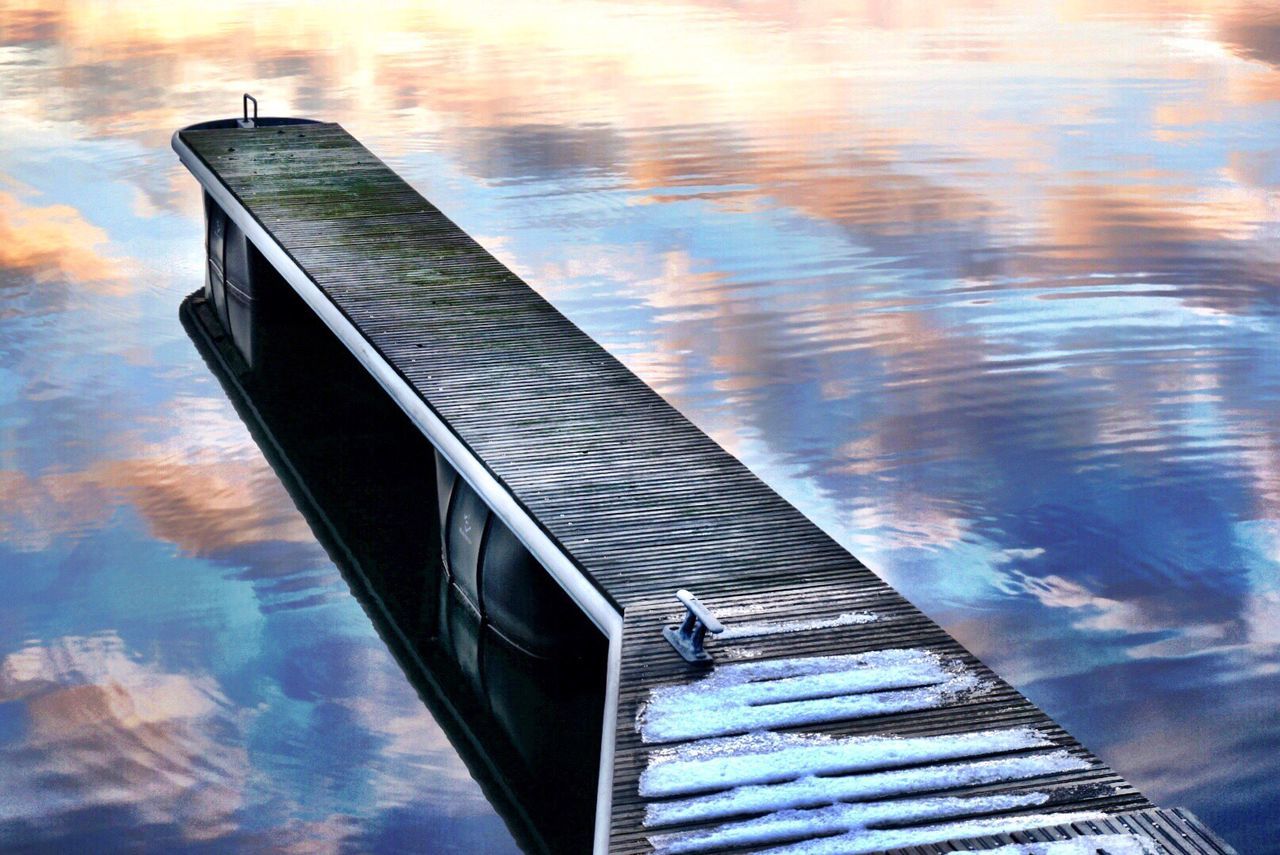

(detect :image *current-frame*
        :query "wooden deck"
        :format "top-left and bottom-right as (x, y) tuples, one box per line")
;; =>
(175, 121), (1236, 854)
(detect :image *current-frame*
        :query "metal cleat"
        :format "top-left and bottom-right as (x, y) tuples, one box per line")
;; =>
(664, 589), (724, 664)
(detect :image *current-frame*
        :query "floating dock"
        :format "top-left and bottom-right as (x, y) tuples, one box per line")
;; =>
(174, 115), (1237, 854)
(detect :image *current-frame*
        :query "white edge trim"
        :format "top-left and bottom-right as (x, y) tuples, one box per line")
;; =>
(173, 130), (625, 855)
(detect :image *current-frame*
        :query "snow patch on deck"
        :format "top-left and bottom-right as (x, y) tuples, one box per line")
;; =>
(641, 725), (1059, 797)
(637, 648), (982, 744)
(718, 611), (878, 640)
(646, 749), (1089, 825)
(647, 790), (1098, 853)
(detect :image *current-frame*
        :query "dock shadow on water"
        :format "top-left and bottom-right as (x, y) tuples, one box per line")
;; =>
(179, 256), (606, 855)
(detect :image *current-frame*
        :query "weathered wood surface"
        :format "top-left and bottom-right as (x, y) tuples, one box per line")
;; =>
(180, 123), (1235, 854)
(608, 589), (1150, 854)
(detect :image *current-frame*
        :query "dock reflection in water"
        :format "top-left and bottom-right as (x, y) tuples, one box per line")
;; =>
(180, 271), (606, 855)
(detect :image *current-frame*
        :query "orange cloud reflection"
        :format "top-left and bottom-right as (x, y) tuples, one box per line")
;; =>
(0, 633), (247, 841)
(0, 454), (315, 559)
(0, 190), (126, 289)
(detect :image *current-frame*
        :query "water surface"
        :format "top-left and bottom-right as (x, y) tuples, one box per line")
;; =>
(1, 1), (1278, 851)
